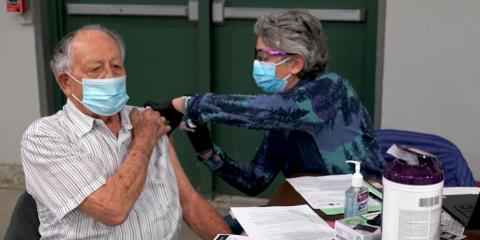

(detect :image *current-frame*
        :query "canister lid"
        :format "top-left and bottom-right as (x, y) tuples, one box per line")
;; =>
(383, 146), (444, 185)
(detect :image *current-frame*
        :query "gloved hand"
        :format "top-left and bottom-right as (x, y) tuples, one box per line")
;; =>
(144, 100), (183, 135)
(184, 120), (214, 157)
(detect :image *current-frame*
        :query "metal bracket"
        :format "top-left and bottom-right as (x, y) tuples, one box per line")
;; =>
(188, 0), (198, 21)
(212, 0), (225, 23)
(67, 0), (198, 22)
(212, 0), (365, 23)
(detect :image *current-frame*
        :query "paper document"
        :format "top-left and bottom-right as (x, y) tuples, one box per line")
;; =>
(231, 205), (334, 240)
(287, 175), (382, 215)
(441, 210), (465, 238)
(214, 234), (249, 240)
(443, 187), (480, 196)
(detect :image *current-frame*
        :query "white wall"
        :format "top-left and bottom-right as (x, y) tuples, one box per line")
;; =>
(382, 0), (480, 179)
(0, 5), (40, 164)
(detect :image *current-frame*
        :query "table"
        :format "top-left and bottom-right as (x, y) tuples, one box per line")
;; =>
(267, 179), (480, 239)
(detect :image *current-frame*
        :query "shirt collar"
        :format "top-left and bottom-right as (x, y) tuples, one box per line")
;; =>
(119, 106), (133, 132)
(64, 100), (95, 137)
(64, 100), (133, 138)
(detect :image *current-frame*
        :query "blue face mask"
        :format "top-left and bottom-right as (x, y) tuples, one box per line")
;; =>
(67, 72), (129, 116)
(252, 58), (292, 93)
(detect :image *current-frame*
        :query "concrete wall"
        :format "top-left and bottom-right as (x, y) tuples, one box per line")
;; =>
(0, 4), (40, 167)
(381, 0), (480, 179)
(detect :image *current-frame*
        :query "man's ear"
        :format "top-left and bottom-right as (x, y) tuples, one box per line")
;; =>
(289, 56), (305, 75)
(57, 72), (72, 95)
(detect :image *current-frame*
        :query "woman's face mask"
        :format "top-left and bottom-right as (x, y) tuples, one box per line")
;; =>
(66, 72), (129, 116)
(252, 57), (292, 93)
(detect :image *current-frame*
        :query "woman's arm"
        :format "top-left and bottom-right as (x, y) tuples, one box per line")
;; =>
(182, 91), (328, 132)
(190, 93), (321, 131)
(201, 136), (280, 196)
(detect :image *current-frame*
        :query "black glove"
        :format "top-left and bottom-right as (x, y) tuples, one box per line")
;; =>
(144, 100), (183, 135)
(185, 121), (213, 156)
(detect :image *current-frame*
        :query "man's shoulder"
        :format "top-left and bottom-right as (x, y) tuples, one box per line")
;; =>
(23, 110), (67, 139)
(122, 105), (140, 114)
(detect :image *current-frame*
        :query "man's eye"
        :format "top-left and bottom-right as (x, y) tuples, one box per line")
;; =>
(89, 67), (100, 72)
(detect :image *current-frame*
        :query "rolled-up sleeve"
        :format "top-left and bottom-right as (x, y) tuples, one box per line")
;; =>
(21, 122), (106, 221)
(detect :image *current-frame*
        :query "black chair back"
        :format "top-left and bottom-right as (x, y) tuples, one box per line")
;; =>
(4, 191), (40, 240)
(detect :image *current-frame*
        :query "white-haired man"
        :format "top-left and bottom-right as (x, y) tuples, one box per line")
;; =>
(21, 25), (230, 239)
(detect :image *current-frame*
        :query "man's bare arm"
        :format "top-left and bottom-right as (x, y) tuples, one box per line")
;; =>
(168, 137), (231, 239)
(77, 108), (169, 226)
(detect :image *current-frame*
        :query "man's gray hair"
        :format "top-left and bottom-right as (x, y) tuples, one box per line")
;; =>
(49, 24), (126, 76)
(254, 10), (329, 76)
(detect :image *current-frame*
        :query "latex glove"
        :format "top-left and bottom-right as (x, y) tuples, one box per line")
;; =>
(144, 100), (183, 135)
(184, 120), (214, 158)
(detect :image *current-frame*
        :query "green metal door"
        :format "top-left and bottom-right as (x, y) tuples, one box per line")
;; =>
(45, 0), (378, 198)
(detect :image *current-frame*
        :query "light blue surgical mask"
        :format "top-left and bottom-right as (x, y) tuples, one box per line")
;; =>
(252, 58), (292, 93)
(67, 72), (129, 116)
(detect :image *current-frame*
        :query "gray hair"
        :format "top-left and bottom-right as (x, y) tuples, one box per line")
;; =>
(254, 10), (329, 76)
(49, 24), (126, 76)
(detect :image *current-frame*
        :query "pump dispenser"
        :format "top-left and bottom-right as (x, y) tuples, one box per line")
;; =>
(347, 160), (363, 187)
(344, 161), (369, 218)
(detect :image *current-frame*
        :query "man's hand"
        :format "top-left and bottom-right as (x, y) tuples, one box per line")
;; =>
(144, 100), (183, 135)
(130, 108), (170, 149)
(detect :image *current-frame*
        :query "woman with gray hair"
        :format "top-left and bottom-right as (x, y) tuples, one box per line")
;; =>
(161, 10), (382, 195)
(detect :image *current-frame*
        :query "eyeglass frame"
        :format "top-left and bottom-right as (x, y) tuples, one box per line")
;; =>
(254, 48), (294, 61)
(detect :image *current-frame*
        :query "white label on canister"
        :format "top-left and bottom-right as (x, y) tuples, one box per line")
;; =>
(381, 177), (443, 240)
(398, 208), (441, 239)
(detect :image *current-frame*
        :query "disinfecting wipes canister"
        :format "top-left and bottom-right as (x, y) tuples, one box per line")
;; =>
(381, 145), (444, 240)
(382, 177), (443, 239)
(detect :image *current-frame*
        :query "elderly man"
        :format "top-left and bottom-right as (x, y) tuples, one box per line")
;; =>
(21, 25), (230, 239)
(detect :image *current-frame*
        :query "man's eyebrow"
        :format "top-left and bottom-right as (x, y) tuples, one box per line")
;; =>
(84, 59), (102, 65)
(83, 55), (123, 65)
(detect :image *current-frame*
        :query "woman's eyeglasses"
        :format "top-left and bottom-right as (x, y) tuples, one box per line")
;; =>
(254, 48), (291, 61)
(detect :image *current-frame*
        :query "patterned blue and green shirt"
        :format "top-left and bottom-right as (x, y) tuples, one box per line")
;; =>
(187, 72), (383, 196)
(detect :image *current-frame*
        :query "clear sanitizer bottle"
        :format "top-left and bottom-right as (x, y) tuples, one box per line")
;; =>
(344, 160), (369, 218)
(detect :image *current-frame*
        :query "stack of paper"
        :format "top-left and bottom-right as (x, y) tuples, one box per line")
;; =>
(214, 234), (249, 240)
(287, 175), (382, 215)
(231, 205), (334, 240)
(443, 187), (480, 195)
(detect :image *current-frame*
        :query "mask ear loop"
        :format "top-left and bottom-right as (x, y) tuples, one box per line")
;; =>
(282, 73), (293, 81)
(274, 57), (294, 82)
(274, 57), (291, 66)
(65, 72), (84, 104)
(65, 71), (82, 84)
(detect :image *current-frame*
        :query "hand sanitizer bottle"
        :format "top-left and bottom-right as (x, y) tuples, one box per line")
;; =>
(344, 160), (369, 218)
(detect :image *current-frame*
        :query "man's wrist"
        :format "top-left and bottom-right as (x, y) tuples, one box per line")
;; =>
(131, 138), (156, 158)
